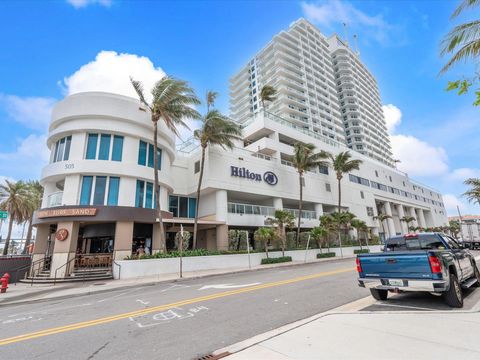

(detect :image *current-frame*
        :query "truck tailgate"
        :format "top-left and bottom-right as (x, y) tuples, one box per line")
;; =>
(359, 252), (433, 279)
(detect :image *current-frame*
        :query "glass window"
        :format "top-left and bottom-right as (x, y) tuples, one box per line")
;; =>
(145, 182), (153, 209)
(245, 205), (253, 214)
(236, 204), (245, 214)
(107, 177), (120, 206)
(80, 176), (93, 205)
(53, 141), (59, 163)
(148, 144), (154, 168)
(98, 134), (111, 160)
(169, 196), (178, 217)
(157, 148), (162, 170)
(227, 203), (235, 213)
(325, 183), (331, 192)
(188, 198), (196, 218)
(135, 180), (145, 208)
(319, 165), (329, 175)
(56, 138), (65, 162)
(63, 136), (72, 161)
(93, 176), (107, 205)
(111, 135), (123, 161)
(179, 197), (188, 217)
(86, 134), (98, 160)
(138, 141), (147, 166)
(194, 161), (200, 174)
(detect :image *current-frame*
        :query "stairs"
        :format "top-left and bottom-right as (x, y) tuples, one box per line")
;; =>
(20, 268), (113, 284)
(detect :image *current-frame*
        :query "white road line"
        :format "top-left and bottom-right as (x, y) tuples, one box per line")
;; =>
(374, 302), (436, 311)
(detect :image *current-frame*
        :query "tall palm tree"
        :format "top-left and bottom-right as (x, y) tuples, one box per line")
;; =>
(192, 109), (242, 248)
(464, 178), (480, 205)
(268, 210), (295, 256)
(331, 211), (356, 253)
(400, 216), (416, 232)
(22, 181), (43, 254)
(206, 90), (218, 112)
(131, 76), (201, 252)
(292, 142), (328, 244)
(374, 213), (392, 241)
(319, 213), (336, 252)
(0, 180), (28, 255)
(440, 0), (480, 74)
(260, 85), (277, 110)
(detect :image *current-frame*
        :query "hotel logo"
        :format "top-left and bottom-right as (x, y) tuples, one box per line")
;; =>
(230, 166), (277, 186)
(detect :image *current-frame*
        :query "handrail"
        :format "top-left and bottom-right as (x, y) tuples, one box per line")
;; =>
(54, 256), (76, 286)
(27, 256), (52, 286)
(10, 256), (36, 285)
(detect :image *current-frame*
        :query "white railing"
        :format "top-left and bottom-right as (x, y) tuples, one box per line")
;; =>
(227, 202), (275, 217)
(284, 208), (318, 220)
(47, 191), (63, 207)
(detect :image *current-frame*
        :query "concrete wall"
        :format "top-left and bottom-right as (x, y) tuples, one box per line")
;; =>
(113, 245), (382, 279)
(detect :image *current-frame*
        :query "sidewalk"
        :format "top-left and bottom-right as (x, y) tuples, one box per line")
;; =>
(0, 256), (351, 306)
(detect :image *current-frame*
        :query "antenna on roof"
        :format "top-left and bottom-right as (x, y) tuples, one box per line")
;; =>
(342, 22), (349, 46)
(353, 34), (360, 57)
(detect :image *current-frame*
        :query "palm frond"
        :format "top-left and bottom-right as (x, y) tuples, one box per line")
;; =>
(129, 77), (150, 108)
(452, 0), (480, 19)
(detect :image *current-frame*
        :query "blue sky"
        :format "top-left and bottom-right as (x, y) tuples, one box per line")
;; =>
(0, 0), (478, 219)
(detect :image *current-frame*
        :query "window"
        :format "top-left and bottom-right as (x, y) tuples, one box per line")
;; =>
(138, 140), (162, 169)
(318, 165), (329, 175)
(86, 134), (98, 160)
(360, 191), (364, 199)
(93, 176), (107, 205)
(366, 207), (374, 216)
(325, 183), (331, 192)
(98, 134), (111, 160)
(188, 198), (197, 218)
(194, 161), (200, 174)
(52, 136), (72, 163)
(80, 176), (93, 205)
(169, 195), (197, 218)
(375, 170), (379, 177)
(389, 176), (392, 182)
(135, 180), (145, 208)
(112, 136), (123, 161)
(107, 177), (120, 206)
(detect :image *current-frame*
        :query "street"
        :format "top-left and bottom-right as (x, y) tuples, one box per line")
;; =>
(0, 258), (368, 359)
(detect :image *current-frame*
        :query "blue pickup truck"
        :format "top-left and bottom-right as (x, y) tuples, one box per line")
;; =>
(357, 233), (480, 308)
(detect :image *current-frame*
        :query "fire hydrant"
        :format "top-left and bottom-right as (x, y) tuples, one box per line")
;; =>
(1, 273), (10, 293)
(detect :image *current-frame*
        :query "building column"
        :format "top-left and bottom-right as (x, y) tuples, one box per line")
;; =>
(409, 207), (418, 227)
(314, 203), (324, 220)
(160, 186), (169, 211)
(273, 198), (283, 210)
(397, 205), (407, 234)
(417, 209), (427, 228)
(49, 221), (79, 278)
(114, 221), (134, 260)
(32, 224), (50, 263)
(384, 202), (396, 237)
(215, 190), (228, 250)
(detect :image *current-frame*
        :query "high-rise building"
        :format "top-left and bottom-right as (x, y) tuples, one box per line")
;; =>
(229, 18), (393, 166)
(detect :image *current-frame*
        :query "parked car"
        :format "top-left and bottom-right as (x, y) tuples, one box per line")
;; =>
(356, 233), (480, 308)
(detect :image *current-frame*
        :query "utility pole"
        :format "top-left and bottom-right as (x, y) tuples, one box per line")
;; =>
(457, 205), (465, 241)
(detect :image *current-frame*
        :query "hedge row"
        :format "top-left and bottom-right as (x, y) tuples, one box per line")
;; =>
(317, 252), (336, 259)
(261, 256), (292, 265)
(354, 249), (370, 254)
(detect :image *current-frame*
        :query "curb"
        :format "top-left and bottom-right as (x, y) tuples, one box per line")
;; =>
(0, 255), (356, 307)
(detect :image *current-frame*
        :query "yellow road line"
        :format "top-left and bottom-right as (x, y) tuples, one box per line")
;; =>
(0, 266), (354, 346)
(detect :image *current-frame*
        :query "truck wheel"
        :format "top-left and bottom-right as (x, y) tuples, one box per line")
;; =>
(443, 274), (463, 308)
(370, 288), (388, 301)
(473, 265), (480, 287)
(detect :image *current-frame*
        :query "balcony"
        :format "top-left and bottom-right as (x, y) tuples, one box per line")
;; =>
(47, 191), (63, 207)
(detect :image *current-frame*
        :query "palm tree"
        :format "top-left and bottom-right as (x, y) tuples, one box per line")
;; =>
(292, 142), (328, 245)
(267, 210), (295, 256)
(374, 213), (392, 241)
(206, 90), (218, 112)
(464, 178), (480, 205)
(310, 226), (329, 254)
(131, 76), (201, 252)
(319, 213), (336, 252)
(254, 227), (275, 258)
(351, 219), (367, 250)
(331, 211), (356, 253)
(192, 109), (242, 248)
(400, 216), (416, 232)
(449, 220), (461, 238)
(22, 181), (43, 254)
(0, 180), (28, 255)
(440, 0), (480, 74)
(260, 85), (277, 110)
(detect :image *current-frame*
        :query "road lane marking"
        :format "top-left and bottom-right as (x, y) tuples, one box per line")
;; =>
(199, 283), (261, 290)
(0, 266), (354, 346)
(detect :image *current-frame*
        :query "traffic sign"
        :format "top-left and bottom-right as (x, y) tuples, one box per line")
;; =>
(0, 211), (7, 219)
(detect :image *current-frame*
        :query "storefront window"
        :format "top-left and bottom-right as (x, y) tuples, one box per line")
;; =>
(188, 198), (197, 218)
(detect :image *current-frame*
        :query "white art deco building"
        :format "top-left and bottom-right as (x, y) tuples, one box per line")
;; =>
(31, 19), (448, 279)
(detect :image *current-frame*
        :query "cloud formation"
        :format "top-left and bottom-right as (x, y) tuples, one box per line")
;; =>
(62, 51), (166, 101)
(66, 0), (112, 9)
(301, 0), (402, 46)
(0, 94), (56, 131)
(382, 104), (402, 134)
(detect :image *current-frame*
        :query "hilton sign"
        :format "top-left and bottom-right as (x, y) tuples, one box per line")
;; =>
(230, 166), (278, 186)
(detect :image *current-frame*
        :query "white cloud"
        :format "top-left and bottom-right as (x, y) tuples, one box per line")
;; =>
(442, 193), (479, 216)
(448, 168), (480, 182)
(0, 94), (56, 131)
(390, 134), (448, 177)
(301, 0), (398, 45)
(382, 104), (402, 134)
(66, 0), (112, 9)
(0, 134), (49, 181)
(62, 50), (166, 101)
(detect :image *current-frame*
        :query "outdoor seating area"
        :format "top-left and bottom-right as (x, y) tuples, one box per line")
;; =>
(75, 253), (112, 269)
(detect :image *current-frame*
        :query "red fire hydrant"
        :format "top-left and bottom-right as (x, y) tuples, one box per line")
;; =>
(1, 273), (10, 293)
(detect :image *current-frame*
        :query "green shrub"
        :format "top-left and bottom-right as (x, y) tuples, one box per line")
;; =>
(317, 252), (336, 259)
(354, 249), (370, 254)
(261, 256), (292, 265)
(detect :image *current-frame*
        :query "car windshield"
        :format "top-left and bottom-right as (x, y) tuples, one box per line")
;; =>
(385, 235), (446, 251)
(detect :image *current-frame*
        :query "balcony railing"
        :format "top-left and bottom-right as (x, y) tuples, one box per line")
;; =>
(284, 208), (318, 220)
(228, 202), (275, 217)
(47, 191), (63, 207)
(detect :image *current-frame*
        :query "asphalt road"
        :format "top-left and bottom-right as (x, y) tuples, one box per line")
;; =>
(0, 258), (368, 360)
